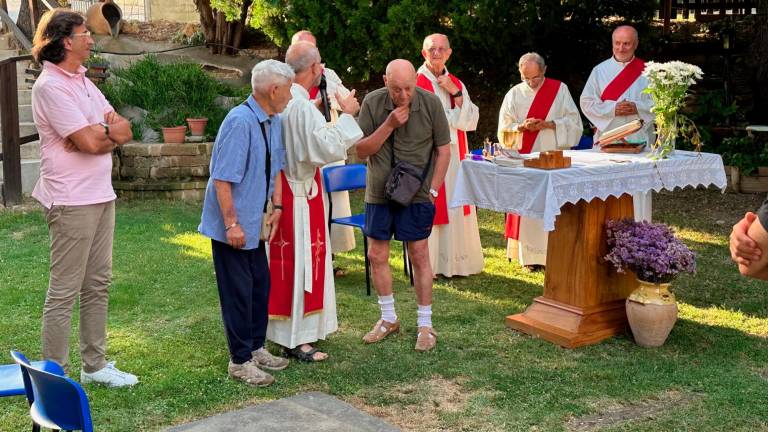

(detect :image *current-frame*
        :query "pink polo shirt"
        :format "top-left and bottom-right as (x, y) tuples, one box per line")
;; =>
(31, 61), (115, 208)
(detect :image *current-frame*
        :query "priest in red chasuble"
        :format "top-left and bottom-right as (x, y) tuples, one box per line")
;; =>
(498, 52), (582, 270)
(580, 25), (655, 223)
(266, 41), (363, 362)
(417, 33), (484, 277)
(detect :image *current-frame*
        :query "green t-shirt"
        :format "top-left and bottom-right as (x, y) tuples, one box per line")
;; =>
(357, 87), (451, 204)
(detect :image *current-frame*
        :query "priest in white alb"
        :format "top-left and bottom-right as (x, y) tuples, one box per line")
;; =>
(291, 30), (356, 260)
(497, 52), (582, 270)
(580, 25), (655, 222)
(416, 33), (483, 277)
(266, 41), (363, 362)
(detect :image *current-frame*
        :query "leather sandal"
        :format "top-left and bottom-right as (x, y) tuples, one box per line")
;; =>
(415, 326), (437, 352)
(283, 345), (327, 362)
(362, 319), (400, 344)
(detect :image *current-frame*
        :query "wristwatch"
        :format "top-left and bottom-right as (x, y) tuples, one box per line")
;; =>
(429, 188), (439, 198)
(99, 121), (110, 137)
(450, 90), (463, 98)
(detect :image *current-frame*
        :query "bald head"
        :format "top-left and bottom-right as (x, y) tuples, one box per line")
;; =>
(384, 59), (417, 107)
(612, 25), (639, 62)
(285, 41), (320, 73)
(291, 30), (316, 46)
(422, 33), (450, 50)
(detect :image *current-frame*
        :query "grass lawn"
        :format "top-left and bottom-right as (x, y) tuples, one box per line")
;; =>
(1, 188), (767, 431)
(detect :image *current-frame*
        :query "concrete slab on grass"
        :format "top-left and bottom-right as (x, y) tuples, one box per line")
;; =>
(165, 392), (399, 432)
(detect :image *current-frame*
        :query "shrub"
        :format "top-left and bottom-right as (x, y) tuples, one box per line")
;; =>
(99, 56), (249, 139)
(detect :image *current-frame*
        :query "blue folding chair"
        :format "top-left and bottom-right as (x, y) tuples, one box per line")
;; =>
(571, 135), (594, 150)
(11, 351), (93, 432)
(323, 164), (413, 296)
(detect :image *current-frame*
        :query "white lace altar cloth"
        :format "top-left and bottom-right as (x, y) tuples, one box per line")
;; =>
(449, 149), (726, 231)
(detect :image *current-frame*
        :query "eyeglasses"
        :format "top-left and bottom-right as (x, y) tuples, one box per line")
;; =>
(427, 47), (448, 54)
(70, 30), (92, 38)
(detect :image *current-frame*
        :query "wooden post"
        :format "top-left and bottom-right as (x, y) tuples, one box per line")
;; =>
(506, 194), (638, 348)
(663, 0), (673, 35)
(0, 60), (22, 206)
(27, 0), (40, 36)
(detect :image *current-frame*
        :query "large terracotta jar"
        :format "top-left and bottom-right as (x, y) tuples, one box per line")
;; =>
(626, 280), (678, 347)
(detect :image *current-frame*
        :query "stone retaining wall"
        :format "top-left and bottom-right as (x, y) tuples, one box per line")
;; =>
(112, 143), (213, 200)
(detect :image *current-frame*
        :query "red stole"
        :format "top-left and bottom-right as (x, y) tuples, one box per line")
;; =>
(505, 78), (561, 240)
(600, 57), (645, 101)
(416, 72), (470, 226)
(268, 170), (327, 318)
(520, 78), (561, 154)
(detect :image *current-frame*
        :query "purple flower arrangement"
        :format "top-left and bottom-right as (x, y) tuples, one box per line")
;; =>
(604, 219), (696, 284)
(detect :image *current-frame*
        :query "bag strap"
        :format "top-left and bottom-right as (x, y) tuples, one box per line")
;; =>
(242, 100), (272, 212)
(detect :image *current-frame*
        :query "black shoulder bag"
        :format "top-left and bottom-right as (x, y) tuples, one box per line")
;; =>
(384, 132), (433, 206)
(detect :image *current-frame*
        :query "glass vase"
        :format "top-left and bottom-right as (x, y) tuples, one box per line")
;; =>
(651, 113), (677, 160)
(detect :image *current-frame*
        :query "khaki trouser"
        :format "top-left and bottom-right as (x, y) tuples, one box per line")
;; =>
(42, 201), (114, 373)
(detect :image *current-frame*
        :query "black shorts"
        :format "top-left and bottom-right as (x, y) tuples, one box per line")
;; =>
(364, 202), (435, 241)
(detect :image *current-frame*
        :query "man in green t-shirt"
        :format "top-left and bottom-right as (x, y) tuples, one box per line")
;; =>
(355, 59), (451, 352)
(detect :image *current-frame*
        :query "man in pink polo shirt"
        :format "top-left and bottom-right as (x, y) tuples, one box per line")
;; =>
(31, 9), (136, 387)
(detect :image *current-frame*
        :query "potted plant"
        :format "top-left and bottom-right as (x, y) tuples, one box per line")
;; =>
(84, 50), (110, 83)
(604, 219), (697, 347)
(150, 108), (187, 144)
(185, 111), (208, 137)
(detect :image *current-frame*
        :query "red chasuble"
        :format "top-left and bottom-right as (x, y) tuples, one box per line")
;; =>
(268, 170), (327, 318)
(504, 78), (561, 240)
(416, 72), (470, 226)
(600, 57), (645, 101)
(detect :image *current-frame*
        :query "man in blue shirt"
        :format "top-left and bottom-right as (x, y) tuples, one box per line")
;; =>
(199, 59), (295, 386)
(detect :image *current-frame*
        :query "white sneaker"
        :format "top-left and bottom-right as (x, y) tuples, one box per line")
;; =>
(81, 361), (139, 387)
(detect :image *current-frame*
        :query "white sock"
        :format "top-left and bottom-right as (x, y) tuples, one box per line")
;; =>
(417, 304), (432, 328)
(378, 295), (397, 323)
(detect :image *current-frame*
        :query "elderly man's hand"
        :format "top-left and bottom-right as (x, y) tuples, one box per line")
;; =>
(436, 75), (459, 95)
(730, 212), (761, 265)
(227, 224), (246, 249)
(63, 139), (79, 153)
(267, 208), (283, 243)
(385, 105), (409, 129)
(521, 118), (542, 131)
(615, 101), (638, 116)
(337, 89), (360, 116)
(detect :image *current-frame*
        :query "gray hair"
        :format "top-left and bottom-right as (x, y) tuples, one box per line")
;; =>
(518, 52), (546, 70)
(285, 41), (320, 74)
(250, 60), (295, 94)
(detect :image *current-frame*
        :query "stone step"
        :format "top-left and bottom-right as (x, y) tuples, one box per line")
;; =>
(0, 122), (38, 142)
(0, 158), (40, 195)
(20, 140), (40, 159)
(18, 90), (31, 105)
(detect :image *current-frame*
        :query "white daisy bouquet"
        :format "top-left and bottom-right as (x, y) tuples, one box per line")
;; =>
(642, 61), (704, 159)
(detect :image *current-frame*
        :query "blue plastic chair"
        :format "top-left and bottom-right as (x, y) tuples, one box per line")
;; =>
(11, 351), (93, 432)
(571, 135), (594, 150)
(322, 164), (413, 295)
(0, 358), (64, 398)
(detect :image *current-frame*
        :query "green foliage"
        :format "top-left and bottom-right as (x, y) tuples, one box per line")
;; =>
(99, 56), (247, 139)
(720, 135), (768, 176)
(247, 0), (656, 89)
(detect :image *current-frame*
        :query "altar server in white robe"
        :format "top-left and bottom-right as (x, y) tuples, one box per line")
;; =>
(416, 33), (484, 277)
(497, 52), (582, 269)
(291, 30), (355, 256)
(266, 41), (363, 362)
(580, 25), (655, 222)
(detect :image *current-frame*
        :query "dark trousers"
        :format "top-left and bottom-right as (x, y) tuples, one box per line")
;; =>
(211, 239), (270, 364)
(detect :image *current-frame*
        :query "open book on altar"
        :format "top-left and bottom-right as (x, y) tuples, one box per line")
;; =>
(596, 120), (646, 153)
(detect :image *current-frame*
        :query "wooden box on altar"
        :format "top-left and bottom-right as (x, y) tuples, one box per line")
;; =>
(523, 150), (571, 170)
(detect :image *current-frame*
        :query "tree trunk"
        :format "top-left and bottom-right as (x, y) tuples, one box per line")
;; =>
(194, 0), (250, 55)
(17, 0), (45, 40)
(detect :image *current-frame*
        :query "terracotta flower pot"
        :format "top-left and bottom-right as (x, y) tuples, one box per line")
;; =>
(161, 126), (187, 143)
(186, 118), (208, 136)
(626, 280), (678, 347)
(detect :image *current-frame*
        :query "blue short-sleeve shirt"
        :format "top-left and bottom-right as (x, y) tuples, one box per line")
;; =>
(198, 95), (285, 250)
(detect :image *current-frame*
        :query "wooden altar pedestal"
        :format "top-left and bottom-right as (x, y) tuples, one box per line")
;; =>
(506, 194), (639, 348)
